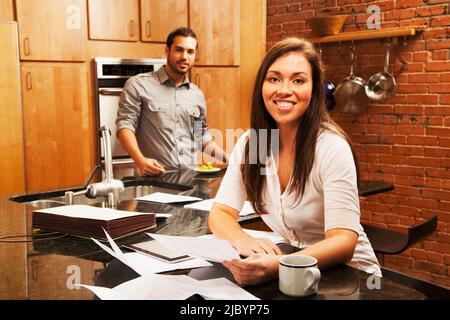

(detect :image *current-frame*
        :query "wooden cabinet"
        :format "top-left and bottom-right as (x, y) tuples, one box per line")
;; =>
(20, 62), (95, 192)
(88, 0), (139, 42)
(140, 0), (188, 43)
(0, 21), (25, 194)
(15, 0), (86, 61)
(189, 0), (240, 66)
(191, 67), (241, 151)
(28, 254), (103, 299)
(0, 0), (14, 20)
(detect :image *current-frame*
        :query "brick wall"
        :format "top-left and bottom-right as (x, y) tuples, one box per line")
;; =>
(267, 0), (450, 288)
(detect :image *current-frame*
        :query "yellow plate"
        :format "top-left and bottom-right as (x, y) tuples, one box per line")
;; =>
(194, 167), (221, 174)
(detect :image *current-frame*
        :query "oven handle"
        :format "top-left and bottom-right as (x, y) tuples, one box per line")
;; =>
(99, 88), (123, 96)
(112, 159), (135, 165)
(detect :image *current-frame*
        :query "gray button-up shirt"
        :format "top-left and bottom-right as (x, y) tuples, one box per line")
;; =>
(116, 66), (212, 170)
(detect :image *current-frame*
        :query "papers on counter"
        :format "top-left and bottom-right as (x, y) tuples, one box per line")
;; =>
(147, 233), (240, 262)
(82, 274), (259, 300)
(199, 228), (288, 245)
(135, 192), (202, 204)
(92, 230), (212, 276)
(184, 199), (255, 216)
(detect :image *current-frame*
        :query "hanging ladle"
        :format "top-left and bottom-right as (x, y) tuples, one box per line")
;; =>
(365, 41), (396, 101)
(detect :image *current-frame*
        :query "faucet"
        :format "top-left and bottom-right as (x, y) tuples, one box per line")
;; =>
(65, 126), (124, 208)
(86, 126), (125, 207)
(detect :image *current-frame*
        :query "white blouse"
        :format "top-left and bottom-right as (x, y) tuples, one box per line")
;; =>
(214, 129), (381, 276)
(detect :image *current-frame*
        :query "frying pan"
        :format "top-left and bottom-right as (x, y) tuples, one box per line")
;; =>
(334, 47), (368, 113)
(365, 45), (396, 101)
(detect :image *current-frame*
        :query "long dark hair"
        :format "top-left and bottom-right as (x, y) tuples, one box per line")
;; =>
(242, 38), (360, 214)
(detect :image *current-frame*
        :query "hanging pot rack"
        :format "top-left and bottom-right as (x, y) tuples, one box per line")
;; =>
(307, 26), (424, 44)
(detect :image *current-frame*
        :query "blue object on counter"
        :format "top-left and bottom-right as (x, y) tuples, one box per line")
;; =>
(324, 79), (336, 111)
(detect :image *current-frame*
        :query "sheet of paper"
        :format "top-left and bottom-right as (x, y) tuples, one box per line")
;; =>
(147, 233), (240, 262)
(81, 274), (259, 300)
(184, 199), (255, 216)
(91, 230), (212, 276)
(199, 228), (288, 245)
(135, 192), (202, 204)
(35, 204), (154, 221)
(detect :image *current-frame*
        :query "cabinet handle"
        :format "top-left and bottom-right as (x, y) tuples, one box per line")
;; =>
(24, 37), (31, 56)
(146, 21), (151, 38)
(129, 20), (135, 38)
(26, 72), (32, 90)
(31, 260), (38, 281)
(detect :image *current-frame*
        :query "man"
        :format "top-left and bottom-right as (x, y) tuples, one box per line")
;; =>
(116, 27), (228, 176)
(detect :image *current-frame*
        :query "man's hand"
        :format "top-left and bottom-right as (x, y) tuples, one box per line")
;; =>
(136, 158), (166, 176)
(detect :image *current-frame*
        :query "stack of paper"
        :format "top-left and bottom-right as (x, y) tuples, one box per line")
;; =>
(184, 199), (255, 216)
(135, 192), (202, 203)
(33, 205), (156, 239)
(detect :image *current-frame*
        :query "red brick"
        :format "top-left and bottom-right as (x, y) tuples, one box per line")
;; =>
(440, 95), (450, 105)
(421, 189), (450, 200)
(413, 51), (429, 62)
(406, 197), (440, 210)
(415, 261), (447, 275)
(430, 15), (450, 27)
(423, 240), (450, 254)
(440, 73), (450, 83)
(429, 84), (450, 93)
(407, 94), (439, 105)
(426, 38), (450, 51)
(394, 125), (425, 135)
(426, 127), (450, 138)
(408, 157), (441, 167)
(425, 106), (450, 116)
(411, 248), (428, 260)
(408, 73), (441, 83)
(423, 147), (450, 157)
(424, 178), (443, 189)
(395, 83), (428, 94)
(415, 5), (447, 17)
(393, 105), (424, 115)
(432, 50), (449, 60)
(398, 205), (421, 217)
(396, 0), (427, 8)
(425, 61), (450, 72)
(378, 135), (407, 144)
(393, 145), (424, 156)
(407, 135), (439, 145)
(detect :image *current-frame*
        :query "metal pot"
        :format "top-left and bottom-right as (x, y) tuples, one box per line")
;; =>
(334, 48), (368, 113)
(365, 45), (396, 101)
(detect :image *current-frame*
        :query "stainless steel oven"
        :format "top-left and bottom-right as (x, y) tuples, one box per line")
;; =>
(94, 57), (166, 178)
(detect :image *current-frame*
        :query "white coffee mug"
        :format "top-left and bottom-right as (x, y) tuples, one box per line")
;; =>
(279, 255), (321, 297)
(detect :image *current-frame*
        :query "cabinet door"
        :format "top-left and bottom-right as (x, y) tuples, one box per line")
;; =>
(16, 0), (86, 61)
(88, 0), (139, 42)
(141, 0), (188, 43)
(28, 254), (103, 299)
(0, 22), (25, 194)
(189, 0), (240, 66)
(191, 67), (241, 152)
(21, 63), (94, 192)
(0, 0), (14, 20)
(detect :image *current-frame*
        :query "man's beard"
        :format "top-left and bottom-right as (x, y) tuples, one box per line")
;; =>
(168, 59), (189, 76)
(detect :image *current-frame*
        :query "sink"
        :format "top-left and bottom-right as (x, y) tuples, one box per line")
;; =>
(10, 179), (194, 208)
(24, 199), (66, 209)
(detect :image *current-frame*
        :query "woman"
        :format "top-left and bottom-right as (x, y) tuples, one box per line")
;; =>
(208, 37), (381, 286)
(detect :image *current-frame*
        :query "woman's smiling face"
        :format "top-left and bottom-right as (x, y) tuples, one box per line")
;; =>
(262, 52), (313, 129)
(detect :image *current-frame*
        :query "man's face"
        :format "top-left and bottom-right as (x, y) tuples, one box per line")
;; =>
(165, 36), (197, 76)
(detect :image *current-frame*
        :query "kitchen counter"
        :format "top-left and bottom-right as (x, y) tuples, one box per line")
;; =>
(0, 169), (420, 301)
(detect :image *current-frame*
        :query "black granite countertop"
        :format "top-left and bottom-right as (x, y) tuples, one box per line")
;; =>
(0, 169), (419, 300)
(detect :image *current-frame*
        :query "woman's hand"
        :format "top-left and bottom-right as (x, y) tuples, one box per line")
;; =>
(223, 254), (282, 286)
(232, 237), (283, 257)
